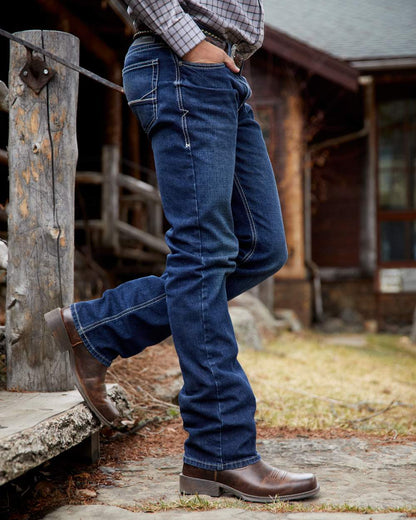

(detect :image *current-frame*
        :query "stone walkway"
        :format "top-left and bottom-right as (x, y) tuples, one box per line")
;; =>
(41, 436), (416, 519)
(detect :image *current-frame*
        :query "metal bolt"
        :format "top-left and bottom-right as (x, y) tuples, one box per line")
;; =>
(43, 68), (49, 75)
(22, 70), (28, 77)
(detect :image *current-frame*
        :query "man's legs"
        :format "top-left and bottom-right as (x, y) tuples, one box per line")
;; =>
(45, 39), (319, 501)
(68, 43), (286, 468)
(149, 55), (260, 469)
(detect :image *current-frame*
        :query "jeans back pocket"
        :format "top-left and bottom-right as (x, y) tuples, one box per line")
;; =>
(123, 59), (159, 134)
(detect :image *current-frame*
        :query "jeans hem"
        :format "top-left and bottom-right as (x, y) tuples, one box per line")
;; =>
(70, 304), (113, 368)
(183, 453), (260, 471)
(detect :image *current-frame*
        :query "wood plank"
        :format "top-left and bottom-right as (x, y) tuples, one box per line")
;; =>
(76, 171), (103, 185)
(118, 247), (166, 263)
(74, 219), (169, 254)
(118, 221), (169, 255)
(118, 173), (161, 203)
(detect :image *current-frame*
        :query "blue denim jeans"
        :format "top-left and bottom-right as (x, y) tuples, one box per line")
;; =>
(71, 36), (287, 470)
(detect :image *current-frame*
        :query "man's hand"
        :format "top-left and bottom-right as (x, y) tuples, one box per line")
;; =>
(182, 40), (240, 73)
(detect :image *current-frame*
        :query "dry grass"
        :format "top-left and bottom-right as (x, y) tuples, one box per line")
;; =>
(239, 331), (416, 436)
(126, 494), (416, 516)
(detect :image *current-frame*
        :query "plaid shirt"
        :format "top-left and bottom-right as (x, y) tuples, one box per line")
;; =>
(126, 1), (264, 59)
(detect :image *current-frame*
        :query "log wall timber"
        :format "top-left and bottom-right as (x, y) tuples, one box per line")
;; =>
(6, 30), (79, 391)
(275, 69), (306, 280)
(360, 76), (377, 275)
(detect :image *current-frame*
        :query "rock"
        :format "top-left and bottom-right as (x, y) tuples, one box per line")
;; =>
(152, 377), (183, 404)
(76, 489), (97, 498)
(0, 384), (131, 486)
(229, 306), (263, 351)
(274, 308), (302, 332)
(339, 307), (364, 330)
(107, 384), (134, 421)
(71, 437), (416, 512)
(364, 319), (378, 333)
(318, 317), (345, 333)
(230, 292), (289, 339)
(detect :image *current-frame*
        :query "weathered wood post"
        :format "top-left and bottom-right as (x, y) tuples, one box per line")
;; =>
(102, 143), (120, 252)
(6, 30), (79, 391)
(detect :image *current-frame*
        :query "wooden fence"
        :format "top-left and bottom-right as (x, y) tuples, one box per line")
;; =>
(1, 29), (167, 392)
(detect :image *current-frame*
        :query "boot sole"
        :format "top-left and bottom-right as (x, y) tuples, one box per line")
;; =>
(44, 308), (115, 428)
(179, 474), (320, 503)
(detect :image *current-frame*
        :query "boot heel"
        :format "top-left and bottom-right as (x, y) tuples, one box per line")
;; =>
(179, 475), (222, 497)
(44, 308), (71, 353)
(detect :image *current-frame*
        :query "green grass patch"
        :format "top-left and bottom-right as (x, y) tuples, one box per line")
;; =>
(239, 331), (416, 435)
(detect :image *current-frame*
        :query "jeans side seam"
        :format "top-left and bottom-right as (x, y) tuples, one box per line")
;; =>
(77, 293), (167, 334)
(234, 174), (258, 264)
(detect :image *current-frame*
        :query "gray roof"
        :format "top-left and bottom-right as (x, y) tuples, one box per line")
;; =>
(263, 0), (416, 61)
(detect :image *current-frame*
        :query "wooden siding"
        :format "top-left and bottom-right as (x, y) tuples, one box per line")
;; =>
(311, 139), (366, 267)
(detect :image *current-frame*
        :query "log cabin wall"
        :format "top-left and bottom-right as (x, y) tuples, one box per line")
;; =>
(249, 51), (416, 330)
(311, 138), (364, 268)
(307, 73), (416, 330)
(249, 51), (313, 326)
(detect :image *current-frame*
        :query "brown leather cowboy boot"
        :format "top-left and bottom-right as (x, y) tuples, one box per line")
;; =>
(180, 460), (319, 503)
(44, 307), (121, 428)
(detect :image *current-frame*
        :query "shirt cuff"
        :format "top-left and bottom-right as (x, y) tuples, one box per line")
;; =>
(161, 13), (206, 57)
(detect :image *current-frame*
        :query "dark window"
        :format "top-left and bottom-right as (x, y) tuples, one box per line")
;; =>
(378, 95), (416, 266)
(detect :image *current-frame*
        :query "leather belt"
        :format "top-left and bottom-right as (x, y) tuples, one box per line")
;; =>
(133, 24), (244, 69)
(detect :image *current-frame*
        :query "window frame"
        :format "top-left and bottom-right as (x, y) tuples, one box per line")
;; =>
(376, 85), (416, 268)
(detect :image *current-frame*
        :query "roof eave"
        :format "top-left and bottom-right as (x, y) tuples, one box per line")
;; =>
(348, 57), (416, 72)
(263, 25), (359, 91)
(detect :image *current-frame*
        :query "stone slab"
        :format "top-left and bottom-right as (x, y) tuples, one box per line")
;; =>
(41, 505), (409, 520)
(0, 390), (84, 439)
(0, 384), (130, 485)
(286, 515), (408, 520)
(94, 437), (416, 510)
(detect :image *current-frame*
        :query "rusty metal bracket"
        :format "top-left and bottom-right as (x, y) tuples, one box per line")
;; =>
(0, 27), (124, 94)
(19, 48), (56, 94)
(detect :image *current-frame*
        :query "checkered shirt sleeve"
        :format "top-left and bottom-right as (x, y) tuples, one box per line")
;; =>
(126, 1), (264, 59)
